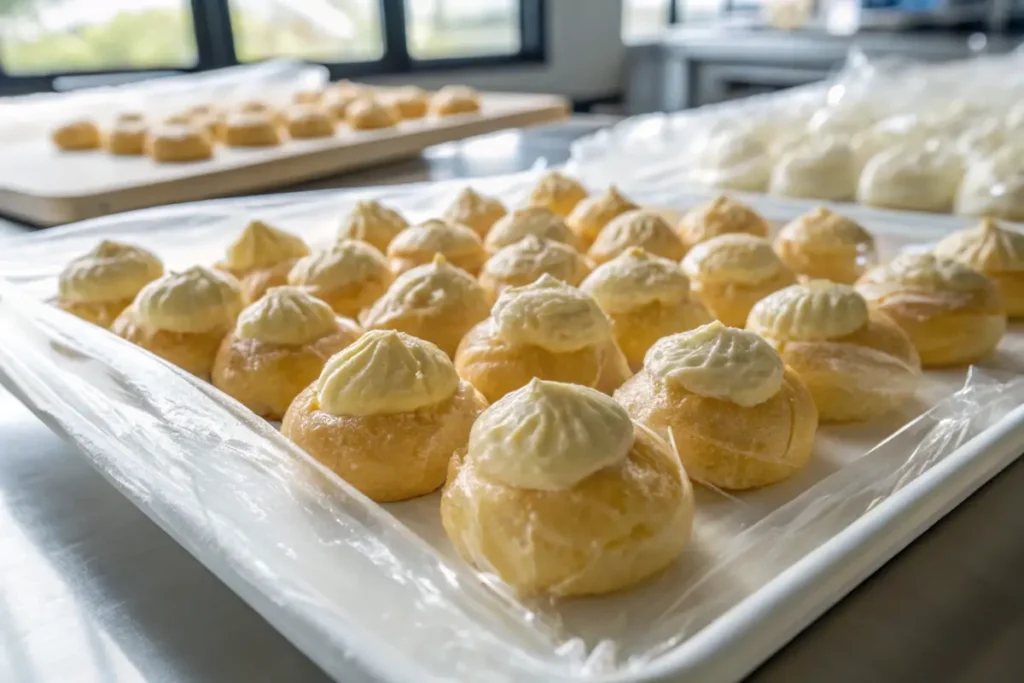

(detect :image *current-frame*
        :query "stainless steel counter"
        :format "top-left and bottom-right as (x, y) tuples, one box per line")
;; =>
(2, 119), (1023, 682)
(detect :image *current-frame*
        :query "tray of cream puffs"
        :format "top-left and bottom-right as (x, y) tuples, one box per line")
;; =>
(1, 169), (1024, 683)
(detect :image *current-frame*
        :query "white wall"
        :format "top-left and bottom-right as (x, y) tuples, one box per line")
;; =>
(368, 0), (626, 100)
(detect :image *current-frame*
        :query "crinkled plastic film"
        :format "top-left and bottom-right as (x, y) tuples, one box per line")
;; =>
(3, 178), (1024, 682)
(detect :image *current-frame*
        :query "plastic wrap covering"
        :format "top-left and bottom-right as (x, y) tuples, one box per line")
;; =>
(3, 177), (1024, 682)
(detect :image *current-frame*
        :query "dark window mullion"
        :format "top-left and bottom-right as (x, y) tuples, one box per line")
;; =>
(380, 0), (412, 72)
(670, 0), (681, 23)
(519, 0), (546, 59)
(191, 0), (238, 69)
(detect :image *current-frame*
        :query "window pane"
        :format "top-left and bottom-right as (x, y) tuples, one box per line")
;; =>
(682, 0), (726, 20)
(0, 0), (197, 75)
(405, 0), (520, 60)
(229, 0), (384, 63)
(622, 0), (670, 39)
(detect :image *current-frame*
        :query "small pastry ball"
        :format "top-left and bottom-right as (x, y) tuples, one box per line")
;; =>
(857, 143), (963, 213)
(284, 104), (335, 139)
(616, 322), (818, 490)
(386, 218), (485, 275)
(441, 187), (507, 238)
(187, 103), (218, 119)
(774, 207), (877, 284)
(748, 281), (921, 422)
(216, 219), (310, 301)
(361, 254), (490, 358)
(484, 206), (581, 254)
(288, 240), (394, 319)
(323, 88), (364, 120)
(146, 125), (214, 163)
(682, 234), (796, 327)
(934, 218), (1024, 318)
(222, 112), (282, 147)
(283, 330), (486, 502)
(112, 266), (244, 380)
(293, 89), (324, 105)
(337, 199), (408, 253)
(856, 254), (1006, 367)
(527, 170), (589, 218)
(430, 85), (482, 116)
(566, 185), (639, 247)
(346, 98), (399, 130)
(588, 209), (686, 265)
(455, 274), (631, 403)
(57, 240), (163, 328)
(388, 86), (429, 119)
(212, 287), (363, 420)
(478, 234), (590, 302)
(582, 248), (712, 370)
(442, 379), (694, 597)
(769, 138), (858, 201)
(103, 115), (148, 156)
(52, 119), (101, 151)
(676, 195), (770, 251)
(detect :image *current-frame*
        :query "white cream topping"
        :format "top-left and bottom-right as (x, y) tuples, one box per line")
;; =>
(581, 248), (690, 314)
(682, 234), (786, 286)
(134, 266), (244, 334)
(58, 240), (163, 304)
(747, 280), (869, 342)
(235, 286), (338, 345)
(492, 274), (611, 352)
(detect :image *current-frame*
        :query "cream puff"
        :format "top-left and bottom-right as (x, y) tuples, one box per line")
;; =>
(112, 266), (244, 379)
(360, 255), (490, 358)
(484, 207), (581, 254)
(587, 209), (686, 265)
(774, 207), (877, 284)
(216, 219), (310, 301)
(441, 187), (507, 238)
(688, 128), (772, 192)
(287, 240), (394, 318)
(682, 234), (796, 327)
(933, 218), (1024, 317)
(346, 98), (399, 130)
(675, 195), (770, 251)
(615, 322), (817, 489)
(212, 287), (363, 420)
(478, 234), (590, 302)
(565, 185), (639, 247)
(385, 219), (486, 275)
(430, 85), (482, 116)
(768, 138), (858, 201)
(388, 86), (429, 119)
(581, 248), (712, 370)
(284, 104), (335, 139)
(336, 199), (408, 253)
(955, 147), (1024, 221)
(282, 330), (486, 502)
(856, 254), (1006, 367)
(146, 124), (214, 163)
(57, 240), (164, 327)
(323, 88), (364, 120)
(441, 379), (693, 597)
(52, 119), (100, 151)
(103, 115), (148, 156)
(455, 274), (631, 403)
(747, 281), (921, 422)
(526, 170), (589, 218)
(857, 143), (963, 213)
(222, 111), (282, 147)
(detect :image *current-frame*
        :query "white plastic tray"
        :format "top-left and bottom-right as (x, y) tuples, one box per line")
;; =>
(1, 171), (1023, 683)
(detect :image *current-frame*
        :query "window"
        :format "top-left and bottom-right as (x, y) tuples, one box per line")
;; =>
(621, 0), (672, 40)
(0, 0), (545, 93)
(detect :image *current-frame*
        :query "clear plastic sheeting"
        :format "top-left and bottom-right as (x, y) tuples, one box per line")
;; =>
(2, 179), (1024, 682)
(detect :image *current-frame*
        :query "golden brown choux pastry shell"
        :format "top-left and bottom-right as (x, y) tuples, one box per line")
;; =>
(146, 125), (214, 163)
(337, 200), (409, 253)
(616, 366), (817, 490)
(111, 309), (228, 380)
(527, 170), (589, 218)
(566, 185), (639, 247)
(282, 380), (486, 502)
(346, 98), (399, 130)
(430, 85), (482, 116)
(59, 299), (135, 328)
(441, 420), (692, 597)
(212, 318), (362, 420)
(478, 235), (591, 303)
(385, 219), (486, 275)
(612, 302), (713, 372)
(933, 218), (1024, 318)
(774, 207), (876, 284)
(222, 112), (282, 147)
(293, 89), (324, 105)
(52, 119), (101, 151)
(233, 259), (302, 302)
(288, 242), (394, 319)
(388, 86), (429, 119)
(103, 117), (148, 156)
(676, 195), (770, 250)
(441, 187), (507, 238)
(284, 105), (335, 139)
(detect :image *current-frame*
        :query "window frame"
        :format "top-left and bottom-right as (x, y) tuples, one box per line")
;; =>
(0, 0), (547, 95)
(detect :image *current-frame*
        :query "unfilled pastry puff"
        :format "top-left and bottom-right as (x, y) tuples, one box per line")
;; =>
(588, 209), (686, 265)
(112, 266), (244, 379)
(441, 379), (693, 597)
(360, 254), (490, 358)
(346, 98), (399, 130)
(52, 119), (101, 151)
(676, 195), (770, 251)
(856, 254), (1006, 366)
(478, 234), (590, 302)
(747, 281), (921, 422)
(337, 199), (408, 253)
(527, 170), (589, 218)
(484, 207), (581, 254)
(212, 287), (362, 420)
(103, 114), (148, 156)
(58, 240), (164, 327)
(566, 185), (638, 247)
(282, 330), (486, 502)
(774, 207), (877, 284)
(387, 86), (429, 119)
(441, 187), (507, 238)
(323, 88), (364, 120)
(288, 240), (394, 318)
(582, 248), (712, 370)
(386, 218), (486, 275)
(217, 219), (310, 301)
(430, 85), (482, 116)
(933, 218), (1024, 317)
(222, 112), (282, 147)
(146, 124), (214, 163)
(284, 104), (335, 139)
(616, 322), (817, 489)
(682, 234), (796, 327)
(455, 274), (631, 402)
